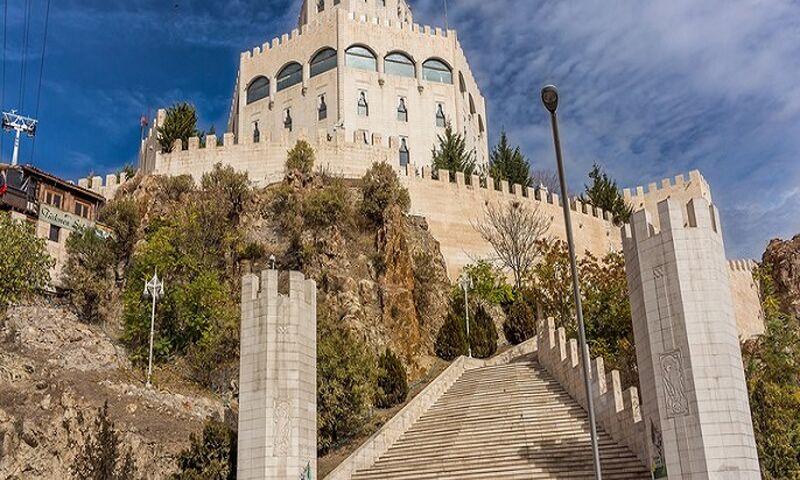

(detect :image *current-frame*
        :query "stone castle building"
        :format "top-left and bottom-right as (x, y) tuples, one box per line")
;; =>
(228, 0), (488, 169)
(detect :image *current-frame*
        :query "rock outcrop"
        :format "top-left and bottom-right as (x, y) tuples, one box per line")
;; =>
(763, 234), (800, 319)
(0, 303), (225, 479)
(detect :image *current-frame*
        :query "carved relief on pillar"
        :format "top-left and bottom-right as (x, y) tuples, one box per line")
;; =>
(660, 349), (689, 418)
(273, 396), (292, 456)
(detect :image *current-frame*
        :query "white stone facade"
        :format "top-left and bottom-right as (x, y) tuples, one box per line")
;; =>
(238, 270), (317, 480)
(623, 198), (760, 479)
(230, 0), (488, 168)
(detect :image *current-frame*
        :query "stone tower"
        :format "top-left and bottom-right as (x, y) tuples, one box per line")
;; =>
(238, 270), (317, 480)
(622, 197), (760, 479)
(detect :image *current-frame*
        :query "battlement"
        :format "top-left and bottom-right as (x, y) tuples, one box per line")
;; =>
(623, 170), (709, 201)
(622, 197), (721, 242)
(536, 317), (647, 465)
(74, 171), (132, 201)
(242, 269), (316, 307)
(241, 8), (454, 63)
(729, 258), (758, 272)
(411, 165), (615, 226)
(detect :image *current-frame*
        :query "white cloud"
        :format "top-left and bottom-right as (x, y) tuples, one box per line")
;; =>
(410, 0), (800, 258)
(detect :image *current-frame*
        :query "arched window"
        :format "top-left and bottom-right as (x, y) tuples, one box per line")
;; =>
(469, 94), (476, 115)
(358, 91), (369, 117)
(399, 138), (410, 167)
(384, 52), (415, 78)
(284, 108), (293, 132)
(422, 59), (452, 84)
(397, 97), (408, 122)
(345, 45), (377, 71)
(246, 76), (270, 104)
(310, 48), (337, 77)
(253, 121), (260, 143)
(458, 72), (467, 94)
(435, 103), (446, 127)
(318, 94), (328, 121)
(277, 62), (303, 91)
(478, 115), (485, 135)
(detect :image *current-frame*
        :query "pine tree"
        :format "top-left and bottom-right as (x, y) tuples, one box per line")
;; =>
(157, 102), (200, 153)
(71, 401), (138, 480)
(488, 131), (531, 188)
(470, 303), (498, 359)
(375, 348), (409, 408)
(581, 163), (633, 225)
(431, 123), (477, 181)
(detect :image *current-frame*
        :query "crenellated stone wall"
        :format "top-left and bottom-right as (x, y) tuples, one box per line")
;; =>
(536, 317), (648, 465)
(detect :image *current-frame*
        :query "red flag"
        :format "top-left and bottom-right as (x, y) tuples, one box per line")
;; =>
(140, 114), (149, 128)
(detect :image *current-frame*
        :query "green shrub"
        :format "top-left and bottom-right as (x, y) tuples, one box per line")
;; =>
(63, 227), (116, 323)
(286, 140), (315, 174)
(452, 261), (514, 307)
(360, 162), (410, 225)
(159, 174), (195, 201)
(172, 419), (236, 480)
(200, 164), (251, 221)
(0, 212), (53, 309)
(434, 311), (468, 361)
(71, 401), (138, 480)
(503, 296), (536, 345)
(317, 327), (376, 454)
(98, 197), (141, 279)
(470, 303), (498, 359)
(303, 180), (351, 230)
(375, 349), (408, 408)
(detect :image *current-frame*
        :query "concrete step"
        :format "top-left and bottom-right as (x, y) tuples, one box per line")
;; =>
(350, 358), (649, 480)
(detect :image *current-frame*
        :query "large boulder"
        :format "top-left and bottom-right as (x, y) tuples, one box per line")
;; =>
(763, 234), (800, 319)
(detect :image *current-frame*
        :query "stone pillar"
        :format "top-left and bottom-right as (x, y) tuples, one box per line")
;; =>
(238, 270), (317, 480)
(622, 198), (760, 479)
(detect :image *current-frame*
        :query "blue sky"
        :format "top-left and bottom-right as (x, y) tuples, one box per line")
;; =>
(2, 0), (798, 259)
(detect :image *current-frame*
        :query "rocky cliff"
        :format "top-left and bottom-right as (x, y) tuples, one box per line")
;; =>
(763, 234), (800, 320)
(0, 303), (225, 479)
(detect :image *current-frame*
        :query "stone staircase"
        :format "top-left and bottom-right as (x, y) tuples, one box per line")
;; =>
(349, 355), (650, 480)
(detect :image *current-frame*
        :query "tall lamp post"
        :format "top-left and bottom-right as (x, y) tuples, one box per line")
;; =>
(541, 85), (603, 479)
(458, 272), (473, 358)
(143, 270), (165, 388)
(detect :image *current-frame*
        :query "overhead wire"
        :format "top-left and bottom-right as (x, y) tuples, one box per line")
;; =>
(17, 0), (30, 112)
(1, 0), (7, 157)
(30, 0), (51, 162)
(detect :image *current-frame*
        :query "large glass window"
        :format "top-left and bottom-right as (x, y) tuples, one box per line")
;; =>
(384, 52), (415, 78)
(277, 63), (303, 91)
(246, 76), (270, 104)
(310, 48), (337, 77)
(345, 46), (377, 71)
(422, 59), (453, 84)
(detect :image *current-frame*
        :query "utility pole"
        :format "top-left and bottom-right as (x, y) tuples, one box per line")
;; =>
(2, 111), (38, 166)
(143, 270), (165, 388)
(458, 272), (473, 358)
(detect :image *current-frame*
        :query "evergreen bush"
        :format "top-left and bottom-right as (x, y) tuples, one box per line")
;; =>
(434, 311), (468, 361)
(360, 162), (410, 225)
(503, 296), (536, 345)
(157, 102), (200, 153)
(71, 401), (138, 480)
(286, 140), (315, 174)
(317, 326), (376, 454)
(375, 348), (408, 408)
(172, 419), (236, 480)
(470, 303), (498, 359)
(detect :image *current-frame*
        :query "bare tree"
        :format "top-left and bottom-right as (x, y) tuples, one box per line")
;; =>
(530, 168), (560, 193)
(473, 200), (552, 289)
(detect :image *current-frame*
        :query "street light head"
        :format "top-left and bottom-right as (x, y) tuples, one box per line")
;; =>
(541, 85), (559, 113)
